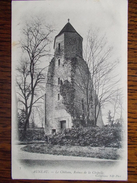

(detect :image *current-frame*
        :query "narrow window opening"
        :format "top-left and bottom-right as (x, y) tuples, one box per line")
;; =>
(58, 94), (60, 100)
(58, 78), (60, 85)
(58, 43), (60, 51)
(58, 59), (60, 66)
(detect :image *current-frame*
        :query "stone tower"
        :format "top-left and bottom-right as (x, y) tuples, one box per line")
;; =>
(54, 19), (83, 59)
(45, 21), (103, 135)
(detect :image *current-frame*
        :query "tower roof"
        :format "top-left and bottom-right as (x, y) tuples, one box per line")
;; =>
(57, 22), (77, 36)
(54, 20), (83, 48)
(55, 21), (83, 39)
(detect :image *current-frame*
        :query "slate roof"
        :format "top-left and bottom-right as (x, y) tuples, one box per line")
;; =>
(54, 21), (83, 48)
(57, 22), (77, 36)
(56, 22), (82, 38)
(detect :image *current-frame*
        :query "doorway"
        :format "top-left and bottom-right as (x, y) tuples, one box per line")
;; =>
(60, 120), (66, 130)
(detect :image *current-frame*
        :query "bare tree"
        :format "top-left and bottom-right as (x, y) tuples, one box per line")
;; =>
(110, 88), (123, 123)
(107, 110), (113, 126)
(84, 30), (120, 125)
(16, 18), (54, 137)
(72, 58), (94, 125)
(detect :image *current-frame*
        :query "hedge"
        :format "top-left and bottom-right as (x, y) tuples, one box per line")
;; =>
(49, 126), (123, 148)
(18, 128), (45, 141)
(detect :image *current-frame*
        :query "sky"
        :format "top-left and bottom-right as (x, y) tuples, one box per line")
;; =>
(12, 0), (127, 56)
(12, 0), (127, 125)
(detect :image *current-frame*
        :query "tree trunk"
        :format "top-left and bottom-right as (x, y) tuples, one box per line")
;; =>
(22, 72), (34, 139)
(94, 103), (101, 126)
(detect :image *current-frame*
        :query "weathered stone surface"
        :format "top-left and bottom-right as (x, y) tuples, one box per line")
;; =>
(45, 22), (103, 135)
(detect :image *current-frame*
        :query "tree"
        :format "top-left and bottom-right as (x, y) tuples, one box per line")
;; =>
(16, 18), (54, 137)
(18, 109), (26, 128)
(109, 88), (123, 125)
(107, 110), (113, 126)
(72, 58), (94, 125)
(84, 29), (120, 126)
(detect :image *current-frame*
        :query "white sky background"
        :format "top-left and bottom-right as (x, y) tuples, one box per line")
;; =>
(12, 0), (127, 125)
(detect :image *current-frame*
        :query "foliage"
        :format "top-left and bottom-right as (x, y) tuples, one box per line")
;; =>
(22, 144), (122, 160)
(60, 80), (75, 118)
(18, 109), (26, 128)
(49, 126), (123, 148)
(19, 128), (45, 141)
(60, 58), (77, 119)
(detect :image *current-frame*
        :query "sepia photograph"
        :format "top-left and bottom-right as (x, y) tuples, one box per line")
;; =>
(12, 0), (127, 180)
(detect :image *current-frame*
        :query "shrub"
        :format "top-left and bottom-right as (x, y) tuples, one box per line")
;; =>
(49, 126), (123, 148)
(19, 128), (45, 141)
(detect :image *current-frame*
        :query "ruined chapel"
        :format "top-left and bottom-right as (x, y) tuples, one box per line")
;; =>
(45, 20), (103, 135)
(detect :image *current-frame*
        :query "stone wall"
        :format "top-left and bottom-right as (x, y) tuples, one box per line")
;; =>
(64, 32), (83, 58)
(45, 26), (103, 135)
(45, 54), (73, 135)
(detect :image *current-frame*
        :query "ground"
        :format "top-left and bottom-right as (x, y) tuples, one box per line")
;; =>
(21, 143), (123, 160)
(17, 144), (121, 171)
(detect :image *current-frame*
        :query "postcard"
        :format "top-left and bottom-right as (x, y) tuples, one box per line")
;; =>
(12, 0), (127, 180)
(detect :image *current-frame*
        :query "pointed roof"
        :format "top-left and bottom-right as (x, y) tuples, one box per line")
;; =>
(54, 20), (83, 48)
(55, 20), (83, 39)
(57, 22), (77, 36)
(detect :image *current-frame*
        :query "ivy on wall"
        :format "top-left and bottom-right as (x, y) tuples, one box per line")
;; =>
(60, 79), (75, 118)
(60, 57), (79, 121)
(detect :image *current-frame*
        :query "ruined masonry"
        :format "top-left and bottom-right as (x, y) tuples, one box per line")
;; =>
(45, 21), (103, 135)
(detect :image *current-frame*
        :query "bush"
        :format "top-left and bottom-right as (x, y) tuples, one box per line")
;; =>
(19, 128), (45, 141)
(49, 126), (123, 148)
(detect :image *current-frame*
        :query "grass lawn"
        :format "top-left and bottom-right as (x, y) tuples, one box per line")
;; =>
(21, 143), (123, 160)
